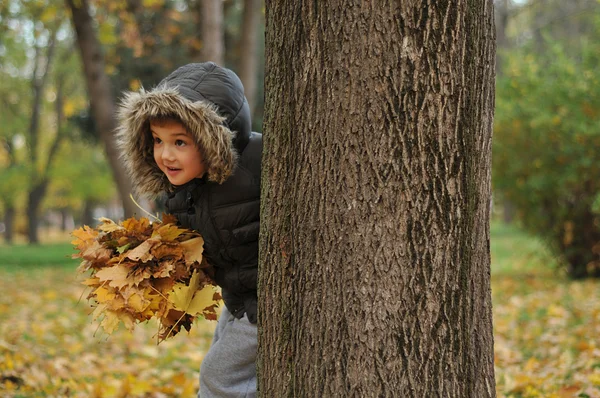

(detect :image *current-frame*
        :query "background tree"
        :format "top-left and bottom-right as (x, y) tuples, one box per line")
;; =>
(492, 1), (600, 278)
(66, 0), (137, 218)
(237, 0), (261, 114)
(259, 1), (496, 396)
(200, 0), (224, 64)
(0, 6), (30, 243)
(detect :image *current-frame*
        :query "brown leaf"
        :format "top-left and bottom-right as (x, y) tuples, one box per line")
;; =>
(125, 238), (160, 262)
(180, 237), (204, 265)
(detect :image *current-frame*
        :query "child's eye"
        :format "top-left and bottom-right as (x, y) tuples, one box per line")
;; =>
(153, 137), (162, 144)
(175, 140), (187, 147)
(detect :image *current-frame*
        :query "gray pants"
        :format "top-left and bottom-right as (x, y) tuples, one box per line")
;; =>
(198, 306), (257, 398)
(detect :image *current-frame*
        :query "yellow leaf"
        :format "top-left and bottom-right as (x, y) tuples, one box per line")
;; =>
(82, 277), (101, 287)
(180, 237), (204, 265)
(94, 286), (116, 303)
(127, 293), (148, 312)
(71, 226), (98, 247)
(95, 264), (135, 288)
(168, 270), (216, 315)
(153, 224), (185, 241)
(100, 310), (120, 334)
(97, 217), (125, 233)
(187, 285), (219, 315)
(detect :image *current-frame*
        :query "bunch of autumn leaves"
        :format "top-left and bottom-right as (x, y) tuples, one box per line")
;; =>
(72, 215), (221, 343)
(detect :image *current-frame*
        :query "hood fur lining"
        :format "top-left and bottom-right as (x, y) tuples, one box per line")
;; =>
(116, 87), (237, 198)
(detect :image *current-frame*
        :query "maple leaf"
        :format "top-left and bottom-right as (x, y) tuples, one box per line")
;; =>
(95, 265), (137, 288)
(94, 286), (116, 303)
(168, 270), (219, 315)
(97, 217), (125, 233)
(151, 243), (184, 261)
(125, 238), (160, 262)
(127, 293), (149, 313)
(73, 215), (218, 342)
(180, 237), (204, 265)
(122, 217), (151, 234)
(153, 224), (185, 241)
(81, 241), (112, 263)
(71, 226), (99, 249)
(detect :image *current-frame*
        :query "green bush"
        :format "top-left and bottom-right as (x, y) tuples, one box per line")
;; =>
(493, 41), (600, 278)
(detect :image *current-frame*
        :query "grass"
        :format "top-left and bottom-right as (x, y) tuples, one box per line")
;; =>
(0, 242), (78, 270)
(490, 221), (560, 276)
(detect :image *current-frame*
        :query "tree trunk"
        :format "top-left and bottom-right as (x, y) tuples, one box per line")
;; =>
(238, 0), (260, 114)
(27, 65), (67, 243)
(82, 199), (96, 227)
(27, 181), (48, 244)
(60, 208), (69, 231)
(201, 0), (224, 65)
(66, 0), (137, 218)
(495, 0), (510, 76)
(3, 203), (15, 244)
(259, 2), (496, 397)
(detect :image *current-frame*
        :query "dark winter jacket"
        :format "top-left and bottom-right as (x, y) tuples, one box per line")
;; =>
(116, 62), (261, 323)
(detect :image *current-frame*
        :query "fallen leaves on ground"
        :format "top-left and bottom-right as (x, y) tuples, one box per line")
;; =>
(1, 263), (599, 396)
(493, 272), (600, 397)
(0, 268), (215, 397)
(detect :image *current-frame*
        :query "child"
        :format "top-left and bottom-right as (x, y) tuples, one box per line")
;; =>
(116, 62), (261, 397)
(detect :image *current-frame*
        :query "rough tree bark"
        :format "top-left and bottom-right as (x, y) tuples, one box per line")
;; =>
(238, 0), (260, 114)
(259, 1), (496, 397)
(66, 0), (137, 218)
(201, 0), (225, 65)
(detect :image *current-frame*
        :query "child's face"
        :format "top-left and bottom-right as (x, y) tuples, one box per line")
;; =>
(150, 119), (206, 186)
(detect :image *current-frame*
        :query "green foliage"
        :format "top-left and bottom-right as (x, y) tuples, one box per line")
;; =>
(493, 36), (600, 278)
(48, 140), (116, 211)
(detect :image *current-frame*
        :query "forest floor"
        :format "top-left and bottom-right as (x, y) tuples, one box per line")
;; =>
(0, 223), (599, 397)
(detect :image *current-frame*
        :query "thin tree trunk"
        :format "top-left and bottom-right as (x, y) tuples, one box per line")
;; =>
(201, 0), (224, 65)
(27, 182), (47, 244)
(60, 208), (69, 231)
(495, 0), (510, 75)
(259, 1), (496, 396)
(82, 199), (96, 227)
(66, 0), (137, 218)
(238, 0), (260, 114)
(27, 64), (68, 243)
(26, 31), (56, 244)
(3, 203), (15, 244)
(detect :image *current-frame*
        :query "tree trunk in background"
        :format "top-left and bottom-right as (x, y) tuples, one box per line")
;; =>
(201, 0), (224, 65)
(3, 203), (15, 244)
(66, 0), (137, 219)
(27, 66), (68, 243)
(60, 208), (69, 231)
(495, 0), (510, 75)
(259, 1), (496, 396)
(238, 0), (260, 115)
(27, 182), (48, 244)
(26, 33), (56, 244)
(82, 200), (96, 227)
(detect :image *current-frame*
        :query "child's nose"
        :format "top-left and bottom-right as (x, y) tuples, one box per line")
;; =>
(161, 146), (176, 161)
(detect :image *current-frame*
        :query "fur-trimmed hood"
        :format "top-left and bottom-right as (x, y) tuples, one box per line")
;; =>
(116, 62), (252, 198)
